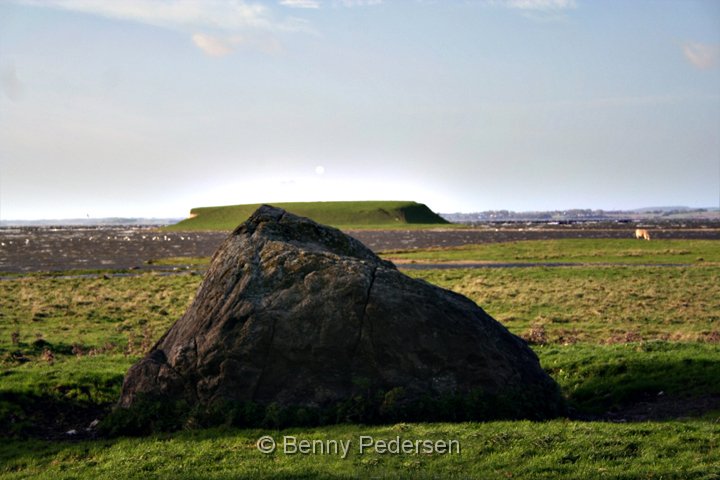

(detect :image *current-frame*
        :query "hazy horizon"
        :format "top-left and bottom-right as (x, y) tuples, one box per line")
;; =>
(1, 1), (719, 220)
(2, 203), (719, 223)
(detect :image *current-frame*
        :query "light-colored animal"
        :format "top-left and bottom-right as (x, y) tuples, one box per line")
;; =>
(634, 229), (651, 240)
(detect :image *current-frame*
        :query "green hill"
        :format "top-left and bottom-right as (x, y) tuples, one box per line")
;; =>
(166, 201), (450, 231)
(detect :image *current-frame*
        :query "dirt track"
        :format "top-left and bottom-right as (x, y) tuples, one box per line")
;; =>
(1, 221), (718, 273)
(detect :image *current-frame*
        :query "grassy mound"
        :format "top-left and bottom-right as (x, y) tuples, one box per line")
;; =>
(166, 201), (449, 231)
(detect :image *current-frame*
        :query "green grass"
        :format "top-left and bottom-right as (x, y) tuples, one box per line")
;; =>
(408, 265), (720, 343)
(384, 239), (720, 264)
(0, 354), (134, 436)
(0, 273), (199, 437)
(538, 342), (720, 413)
(143, 238), (720, 272)
(146, 257), (211, 267)
(1, 420), (718, 479)
(165, 201), (451, 231)
(2, 238), (719, 478)
(0, 273), (198, 355)
(1, 354), (132, 404)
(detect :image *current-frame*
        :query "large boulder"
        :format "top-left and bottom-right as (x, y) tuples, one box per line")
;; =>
(117, 206), (564, 426)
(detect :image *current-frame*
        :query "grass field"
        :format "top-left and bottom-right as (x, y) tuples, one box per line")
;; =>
(3, 420), (717, 479)
(165, 201), (450, 231)
(1, 239), (719, 479)
(383, 238), (720, 264)
(410, 266), (719, 343)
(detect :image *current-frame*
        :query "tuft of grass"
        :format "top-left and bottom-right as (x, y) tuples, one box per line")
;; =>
(165, 201), (451, 231)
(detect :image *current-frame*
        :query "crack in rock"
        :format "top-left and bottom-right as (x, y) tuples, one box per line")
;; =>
(352, 266), (378, 360)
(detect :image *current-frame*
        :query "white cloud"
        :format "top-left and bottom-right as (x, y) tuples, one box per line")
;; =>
(15, 0), (312, 55)
(17, 0), (281, 31)
(682, 42), (720, 70)
(503, 0), (576, 10)
(336, 0), (383, 7)
(191, 33), (235, 57)
(280, 0), (320, 8)
(192, 33), (282, 56)
(480, 0), (576, 21)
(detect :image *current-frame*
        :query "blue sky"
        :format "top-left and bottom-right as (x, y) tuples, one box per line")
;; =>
(0, 0), (718, 219)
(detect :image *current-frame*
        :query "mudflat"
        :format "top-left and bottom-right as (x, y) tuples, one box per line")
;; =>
(1, 220), (718, 273)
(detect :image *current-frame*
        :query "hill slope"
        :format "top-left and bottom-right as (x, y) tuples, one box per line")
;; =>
(166, 201), (450, 231)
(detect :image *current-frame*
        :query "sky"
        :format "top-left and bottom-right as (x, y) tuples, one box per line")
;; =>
(0, 0), (719, 219)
